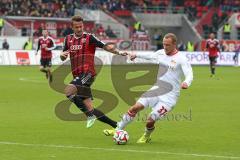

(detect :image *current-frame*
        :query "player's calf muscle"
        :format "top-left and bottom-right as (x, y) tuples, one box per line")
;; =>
(146, 117), (155, 128)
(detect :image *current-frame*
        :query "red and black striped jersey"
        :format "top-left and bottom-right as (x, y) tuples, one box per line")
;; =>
(206, 38), (220, 57)
(36, 36), (56, 59)
(63, 32), (105, 77)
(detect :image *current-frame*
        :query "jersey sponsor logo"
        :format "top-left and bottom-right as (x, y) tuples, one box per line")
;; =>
(41, 44), (47, 48)
(70, 45), (82, 50)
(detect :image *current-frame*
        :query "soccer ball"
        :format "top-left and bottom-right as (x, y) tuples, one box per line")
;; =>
(113, 130), (129, 145)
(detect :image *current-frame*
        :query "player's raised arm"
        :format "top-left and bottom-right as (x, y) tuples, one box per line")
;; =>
(181, 58), (193, 89)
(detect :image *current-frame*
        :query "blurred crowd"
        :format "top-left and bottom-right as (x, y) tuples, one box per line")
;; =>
(1, 0), (239, 41)
(0, 0), (75, 17)
(0, 0), (239, 19)
(0, 0), (170, 17)
(32, 22), (117, 39)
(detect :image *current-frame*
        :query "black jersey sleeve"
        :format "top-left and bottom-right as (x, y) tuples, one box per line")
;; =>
(206, 40), (209, 49)
(62, 36), (68, 51)
(89, 34), (105, 48)
(35, 38), (40, 52)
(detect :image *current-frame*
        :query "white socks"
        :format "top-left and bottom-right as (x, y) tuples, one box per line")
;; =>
(117, 112), (135, 130)
(144, 126), (155, 136)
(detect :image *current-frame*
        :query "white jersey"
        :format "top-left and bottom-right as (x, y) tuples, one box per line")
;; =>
(136, 49), (193, 107)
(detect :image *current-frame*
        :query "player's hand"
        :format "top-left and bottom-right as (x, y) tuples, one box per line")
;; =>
(60, 51), (69, 61)
(129, 53), (136, 61)
(181, 82), (188, 89)
(42, 44), (47, 48)
(45, 48), (50, 51)
(118, 51), (128, 56)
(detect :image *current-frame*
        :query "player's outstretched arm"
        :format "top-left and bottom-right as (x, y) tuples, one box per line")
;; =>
(103, 43), (128, 56)
(135, 51), (158, 61)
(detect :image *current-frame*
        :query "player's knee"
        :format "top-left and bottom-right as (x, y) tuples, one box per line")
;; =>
(127, 108), (137, 117)
(128, 104), (143, 116)
(64, 85), (77, 97)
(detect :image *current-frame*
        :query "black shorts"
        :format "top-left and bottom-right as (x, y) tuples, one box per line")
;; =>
(40, 59), (52, 68)
(209, 56), (217, 63)
(70, 73), (95, 99)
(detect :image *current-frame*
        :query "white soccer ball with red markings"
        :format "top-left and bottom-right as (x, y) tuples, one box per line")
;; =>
(113, 130), (129, 145)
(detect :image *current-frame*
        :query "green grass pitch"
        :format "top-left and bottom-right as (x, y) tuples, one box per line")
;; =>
(0, 65), (239, 160)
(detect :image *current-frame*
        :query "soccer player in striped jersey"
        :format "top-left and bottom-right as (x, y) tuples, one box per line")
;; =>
(60, 15), (128, 128)
(204, 33), (221, 77)
(35, 29), (56, 82)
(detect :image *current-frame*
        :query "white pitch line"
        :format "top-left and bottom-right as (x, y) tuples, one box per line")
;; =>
(19, 77), (46, 84)
(0, 141), (239, 159)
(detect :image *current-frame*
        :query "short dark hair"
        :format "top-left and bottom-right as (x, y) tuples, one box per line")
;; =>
(164, 33), (177, 44)
(71, 15), (83, 22)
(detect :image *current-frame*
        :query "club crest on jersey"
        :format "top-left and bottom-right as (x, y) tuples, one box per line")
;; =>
(171, 60), (176, 65)
(70, 45), (82, 50)
(168, 60), (177, 70)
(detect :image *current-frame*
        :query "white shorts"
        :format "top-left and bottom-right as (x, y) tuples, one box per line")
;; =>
(137, 93), (178, 121)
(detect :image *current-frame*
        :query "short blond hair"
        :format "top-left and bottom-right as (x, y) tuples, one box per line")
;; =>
(164, 33), (177, 44)
(71, 15), (83, 23)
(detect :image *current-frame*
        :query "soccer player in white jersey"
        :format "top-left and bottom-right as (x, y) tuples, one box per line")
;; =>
(104, 33), (193, 143)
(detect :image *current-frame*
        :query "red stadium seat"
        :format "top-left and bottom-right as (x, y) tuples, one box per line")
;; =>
(197, 12), (203, 18)
(197, 6), (203, 12)
(202, 6), (208, 12)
